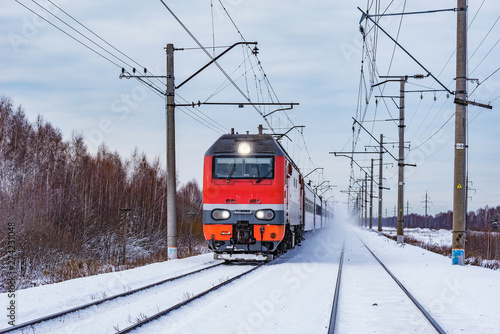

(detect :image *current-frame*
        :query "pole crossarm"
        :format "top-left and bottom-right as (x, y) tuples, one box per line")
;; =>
(362, 8), (459, 19)
(173, 102), (299, 108)
(119, 72), (166, 96)
(330, 152), (379, 154)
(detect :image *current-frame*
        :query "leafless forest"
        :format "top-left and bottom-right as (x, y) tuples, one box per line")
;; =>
(0, 96), (205, 291)
(1, 96), (498, 291)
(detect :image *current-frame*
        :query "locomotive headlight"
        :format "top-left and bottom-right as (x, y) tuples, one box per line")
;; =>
(212, 209), (231, 220)
(255, 209), (274, 221)
(237, 142), (251, 155)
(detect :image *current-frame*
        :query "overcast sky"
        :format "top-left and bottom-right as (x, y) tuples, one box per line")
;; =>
(1, 0), (499, 217)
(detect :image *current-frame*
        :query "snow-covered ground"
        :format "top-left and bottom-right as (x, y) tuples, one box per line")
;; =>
(381, 227), (453, 247)
(1, 222), (499, 333)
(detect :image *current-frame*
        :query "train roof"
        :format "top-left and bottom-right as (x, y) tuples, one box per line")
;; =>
(204, 134), (286, 156)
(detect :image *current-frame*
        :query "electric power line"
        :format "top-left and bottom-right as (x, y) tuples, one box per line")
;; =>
(14, 0), (233, 134)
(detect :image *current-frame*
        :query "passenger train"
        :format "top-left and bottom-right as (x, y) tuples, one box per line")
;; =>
(202, 128), (332, 261)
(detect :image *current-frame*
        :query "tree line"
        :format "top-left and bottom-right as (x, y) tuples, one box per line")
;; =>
(381, 207), (500, 231)
(0, 96), (205, 290)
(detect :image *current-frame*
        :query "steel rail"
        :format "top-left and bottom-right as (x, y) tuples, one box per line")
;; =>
(327, 239), (345, 334)
(357, 235), (447, 334)
(116, 262), (266, 333)
(0, 262), (224, 334)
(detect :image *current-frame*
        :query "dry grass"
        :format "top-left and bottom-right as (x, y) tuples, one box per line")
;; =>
(381, 232), (500, 270)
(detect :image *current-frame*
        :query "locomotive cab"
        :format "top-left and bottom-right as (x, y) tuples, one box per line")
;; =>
(202, 134), (289, 261)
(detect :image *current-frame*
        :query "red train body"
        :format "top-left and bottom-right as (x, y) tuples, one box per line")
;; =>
(203, 133), (330, 261)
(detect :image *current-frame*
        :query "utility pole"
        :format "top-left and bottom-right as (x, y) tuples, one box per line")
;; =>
(378, 134), (383, 236)
(452, 0), (467, 266)
(166, 44), (177, 260)
(397, 77), (406, 244)
(358, 182), (363, 227)
(119, 208), (132, 265)
(333, 132), (386, 234)
(359, 191), (363, 227)
(356, 192), (361, 227)
(425, 192), (428, 227)
(360, 186), (364, 227)
(393, 206), (397, 228)
(364, 172), (368, 228)
(119, 45), (178, 261)
(331, 127), (386, 232)
(373, 75), (421, 243)
(421, 191), (432, 228)
(369, 159), (374, 230)
(406, 200), (411, 216)
(120, 42), (297, 261)
(359, 3), (490, 257)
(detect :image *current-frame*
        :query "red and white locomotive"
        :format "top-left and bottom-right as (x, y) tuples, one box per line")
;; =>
(202, 129), (331, 261)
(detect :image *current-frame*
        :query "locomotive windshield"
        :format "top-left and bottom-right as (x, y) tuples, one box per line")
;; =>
(213, 156), (274, 181)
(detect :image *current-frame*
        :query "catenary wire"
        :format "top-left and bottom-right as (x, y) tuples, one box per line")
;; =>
(216, 0), (318, 168)
(16, 1), (232, 134)
(26, 0), (165, 94)
(44, 0), (166, 89)
(15, 0), (122, 68)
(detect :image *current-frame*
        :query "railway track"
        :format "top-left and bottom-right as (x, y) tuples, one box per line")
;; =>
(327, 239), (345, 334)
(3, 229), (452, 333)
(0, 261), (234, 334)
(116, 261), (266, 333)
(327, 232), (446, 334)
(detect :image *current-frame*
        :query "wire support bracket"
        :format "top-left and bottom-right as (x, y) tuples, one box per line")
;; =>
(361, 7), (461, 19)
(173, 102), (299, 108)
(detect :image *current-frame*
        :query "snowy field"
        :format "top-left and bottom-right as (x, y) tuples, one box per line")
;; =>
(379, 226), (500, 269)
(1, 222), (499, 333)
(380, 227), (453, 247)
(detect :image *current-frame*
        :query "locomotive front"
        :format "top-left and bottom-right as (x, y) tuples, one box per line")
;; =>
(202, 133), (286, 261)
